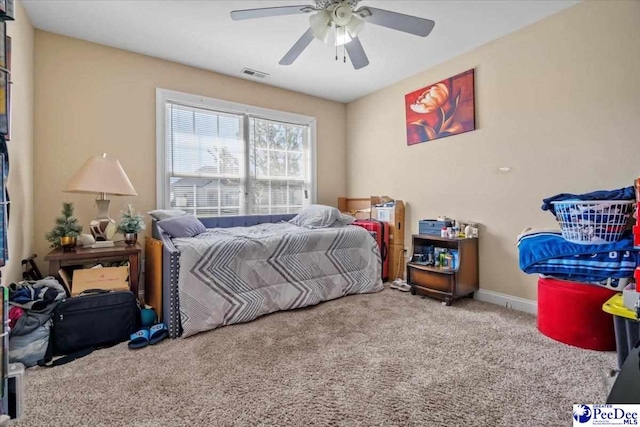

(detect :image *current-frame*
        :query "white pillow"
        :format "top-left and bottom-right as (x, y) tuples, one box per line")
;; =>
(289, 205), (343, 229)
(148, 209), (186, 221)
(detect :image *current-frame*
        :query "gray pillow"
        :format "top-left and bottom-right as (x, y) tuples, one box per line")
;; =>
(158, 215), (206, 238)
(289, 205), (343, 229)
(148, 209), (186, 221)
(337, 213), (356, 225)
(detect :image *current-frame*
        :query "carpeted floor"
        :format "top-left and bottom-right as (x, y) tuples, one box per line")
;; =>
(16, 287), (614, 426)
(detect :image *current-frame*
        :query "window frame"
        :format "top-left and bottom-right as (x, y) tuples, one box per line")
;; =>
(156, 88), (317, 214)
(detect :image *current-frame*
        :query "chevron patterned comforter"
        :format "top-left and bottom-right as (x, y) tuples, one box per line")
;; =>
(172, 222), (383, 337)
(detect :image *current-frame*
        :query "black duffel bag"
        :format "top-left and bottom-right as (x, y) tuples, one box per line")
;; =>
(38, 290), (140, 367)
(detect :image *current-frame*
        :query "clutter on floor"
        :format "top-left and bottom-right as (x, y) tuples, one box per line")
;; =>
(519, 182), (638, 353)
(8, 278), (66, 367)
(7, 273), (163, 369)
(38, 290), (140, 367)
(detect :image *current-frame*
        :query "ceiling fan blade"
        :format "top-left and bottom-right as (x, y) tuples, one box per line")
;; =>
(345, 37), (369, 70)
(363, 7), (435, 37)
(279, 28), (315, 65)
(231, 5), (311, 21)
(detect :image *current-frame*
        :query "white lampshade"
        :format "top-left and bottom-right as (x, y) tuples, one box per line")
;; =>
(310, 10), (331, 44)
(65, 154), (137, 196)
(345, 16), (364, 38)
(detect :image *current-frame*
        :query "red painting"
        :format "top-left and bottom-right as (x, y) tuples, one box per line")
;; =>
(405, 69), (475, 145)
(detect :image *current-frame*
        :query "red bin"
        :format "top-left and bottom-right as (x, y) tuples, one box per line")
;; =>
(537, 276), (616, 350)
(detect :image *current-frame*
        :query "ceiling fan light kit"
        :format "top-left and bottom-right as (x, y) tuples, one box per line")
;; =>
(345, 16), (364, 39)
(231, 0), (435, 70)
(309, 9), (330, 43)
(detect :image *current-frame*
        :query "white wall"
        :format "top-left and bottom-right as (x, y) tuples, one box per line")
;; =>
(33, 31), (347, 266)
(346, 1), (640, 301)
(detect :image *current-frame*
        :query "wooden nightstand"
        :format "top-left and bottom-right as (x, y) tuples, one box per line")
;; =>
(406, 235), (478, 306)
(45, 242), (142, 301)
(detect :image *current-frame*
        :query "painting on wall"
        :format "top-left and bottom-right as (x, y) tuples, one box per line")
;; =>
(405, 68), (475, 145)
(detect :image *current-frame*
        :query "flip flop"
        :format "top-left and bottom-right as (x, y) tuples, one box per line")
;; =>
(149, 323), (169, 345)
(128, 329), (149, 350)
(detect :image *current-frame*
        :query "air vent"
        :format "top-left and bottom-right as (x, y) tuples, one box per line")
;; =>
(241, 68), (269, 79)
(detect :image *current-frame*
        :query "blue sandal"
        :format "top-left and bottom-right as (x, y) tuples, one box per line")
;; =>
(128, 329), (150, 349)
(149, 323), (168, 345)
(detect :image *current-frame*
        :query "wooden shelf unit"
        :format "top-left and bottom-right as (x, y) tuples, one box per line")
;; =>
(338, 196), (406, 281)
(406, 234), (478, 306)
(376, 202), (405, 281)
(338, 197), (377, 220)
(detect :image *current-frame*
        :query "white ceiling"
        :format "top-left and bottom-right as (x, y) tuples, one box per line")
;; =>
(22, 0), (578, 103)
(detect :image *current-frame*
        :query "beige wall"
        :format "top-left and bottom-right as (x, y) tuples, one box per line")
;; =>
(33, 31), (347, 267)
(1, 2), (34, 283)
(346, 1), (640, 301)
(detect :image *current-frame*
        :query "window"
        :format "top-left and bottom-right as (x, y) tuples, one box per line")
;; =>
(157, 89), (316, 217)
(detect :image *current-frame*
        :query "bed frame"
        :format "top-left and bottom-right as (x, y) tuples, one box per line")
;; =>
(151, 214), (296, 338)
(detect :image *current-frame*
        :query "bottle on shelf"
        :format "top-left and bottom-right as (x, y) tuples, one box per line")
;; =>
(444, 253), (453, 269)
(446, 227), (454, 239)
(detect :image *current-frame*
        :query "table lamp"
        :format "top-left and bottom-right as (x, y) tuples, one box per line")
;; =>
(65, 153), (137, 248)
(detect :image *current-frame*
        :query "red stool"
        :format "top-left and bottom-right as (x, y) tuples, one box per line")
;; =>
(538, 276), (616, 350)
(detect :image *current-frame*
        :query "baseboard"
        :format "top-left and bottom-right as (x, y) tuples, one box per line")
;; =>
(474, 289), (538, 315)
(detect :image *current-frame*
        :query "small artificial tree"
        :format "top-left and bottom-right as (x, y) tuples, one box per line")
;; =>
(45, 202), (83, 248)
(117, 204), (146, 234)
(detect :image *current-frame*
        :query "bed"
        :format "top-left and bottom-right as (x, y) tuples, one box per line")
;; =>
(152, 214), (383, 338)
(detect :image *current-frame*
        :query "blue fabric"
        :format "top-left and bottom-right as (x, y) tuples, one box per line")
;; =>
(158, 215), (206, 238)
(199, 214), (296, 229)
(518, 230), (637, 282)
(153, 215), (297, 239)
(541, 186), (635, 215)
(10, 288), (32, 304)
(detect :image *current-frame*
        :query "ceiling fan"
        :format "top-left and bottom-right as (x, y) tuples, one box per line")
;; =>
(230, 1), (435, 70)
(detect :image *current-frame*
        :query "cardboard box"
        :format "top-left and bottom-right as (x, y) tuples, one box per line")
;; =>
(71, 265), (130, 296)
(373, 206), (395, 224)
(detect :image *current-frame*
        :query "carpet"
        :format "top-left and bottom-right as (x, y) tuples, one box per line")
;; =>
(16, 288), (614, 426)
